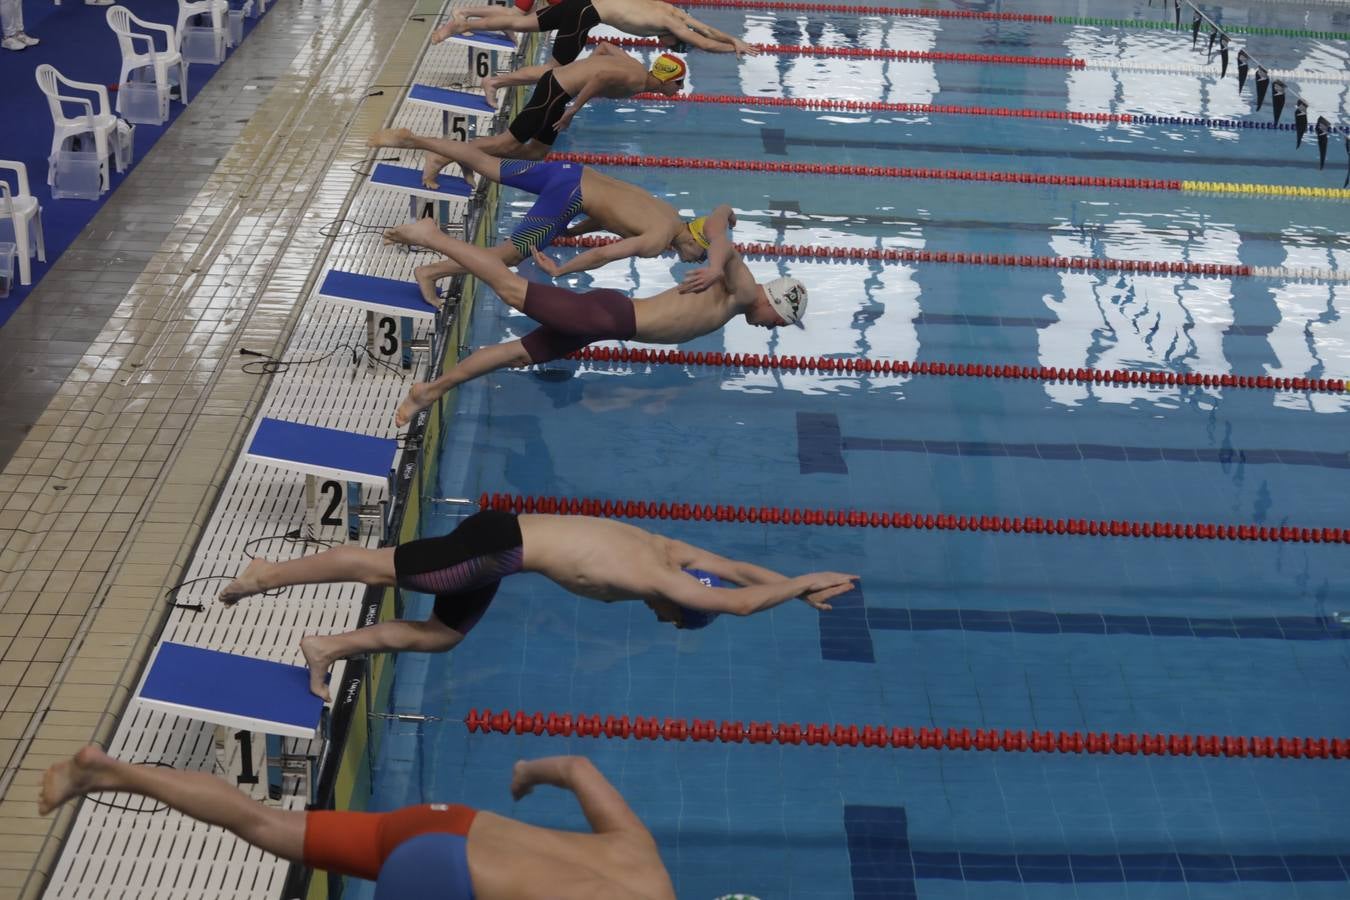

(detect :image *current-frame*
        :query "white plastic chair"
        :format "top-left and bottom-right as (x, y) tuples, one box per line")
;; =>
(106, 5), (190, 120)
(0, 162), (48, 287)
(34, 64), (124, 191)
(176, 0), (228, 56)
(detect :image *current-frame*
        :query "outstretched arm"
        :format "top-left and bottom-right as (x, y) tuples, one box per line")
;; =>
(534, 235), (665, 276)
(666, 539), (781, 586)
(511, 757), (650, 837)
(653, 568), (857, 616)
(667, 11), (757, 56)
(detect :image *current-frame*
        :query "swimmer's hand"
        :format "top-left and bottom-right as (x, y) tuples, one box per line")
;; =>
(797, 572), (859, 611)
(510, 759), (536, 801)
(554, 109), (576, 132)
(678, 266), (722, 294)
(732, 38), (759, 58)
(532, 248), (565, 276)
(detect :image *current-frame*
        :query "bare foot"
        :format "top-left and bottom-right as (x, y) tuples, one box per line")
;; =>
(300, 636), (334, 702)
(368, 126), (416, 150)
(413, 265), (444, 309)
(395, 382), (436, 427)
(219, 558), (272, 605)
(383, 217), (444, 250)
(431, 11), (466, 44)
(40, 745), (110, 815)
(481, 75), (501, 109)
(421, 151), (451, 190)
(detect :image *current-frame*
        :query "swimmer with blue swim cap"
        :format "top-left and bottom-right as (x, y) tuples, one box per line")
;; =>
(221, 514), (858, 697)
(40, 748), (679, 899)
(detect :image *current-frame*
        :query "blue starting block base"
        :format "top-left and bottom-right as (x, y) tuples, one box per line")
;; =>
(406, 84), (497, 117)
(440, 30), (516, 53)
(138, 642), (324, 739)
(369, 163), (473, 204)
(246, 417), (397, 487)
(318, 271), (438, 321)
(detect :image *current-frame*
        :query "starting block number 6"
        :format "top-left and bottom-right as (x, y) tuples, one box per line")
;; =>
(474, 49), (493, 79)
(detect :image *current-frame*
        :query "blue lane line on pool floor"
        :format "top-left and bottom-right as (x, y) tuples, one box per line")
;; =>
(796, 412), (1350, 476)
(845, 805), (1350, 889)
(820, 588), (1349, 664)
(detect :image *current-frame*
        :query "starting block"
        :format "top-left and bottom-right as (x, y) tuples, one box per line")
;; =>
(318, 270), (437, 368)
(368, 163), (473, 226)
(245, 417), (398, 541)
(438, 31), (516, 88)
(406, 84), (496, 140)
(138, 642), (325, 802)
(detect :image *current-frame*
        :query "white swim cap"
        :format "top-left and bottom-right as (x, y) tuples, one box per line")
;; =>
(763, 276), (807, 327)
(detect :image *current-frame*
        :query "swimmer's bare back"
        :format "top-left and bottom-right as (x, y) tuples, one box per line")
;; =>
(578, 168), (682, 243)
(518, 514), (689, 602)
(590, 0), (680, 36)
(468, 812), (674, 899)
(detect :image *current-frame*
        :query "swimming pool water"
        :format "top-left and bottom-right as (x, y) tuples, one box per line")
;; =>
(359, 5), (1350, 898)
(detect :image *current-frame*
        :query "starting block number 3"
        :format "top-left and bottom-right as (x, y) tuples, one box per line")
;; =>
(366, 312), (413, 368)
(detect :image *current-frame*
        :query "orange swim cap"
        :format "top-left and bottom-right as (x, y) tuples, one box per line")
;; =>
(649, 52), (687, 84)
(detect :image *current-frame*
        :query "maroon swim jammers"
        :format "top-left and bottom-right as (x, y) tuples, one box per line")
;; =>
(519, 281), (637, 363)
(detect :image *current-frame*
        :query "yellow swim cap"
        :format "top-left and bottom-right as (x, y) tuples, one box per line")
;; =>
(687, 216), (710, 249)
(649, 52), (687, 84)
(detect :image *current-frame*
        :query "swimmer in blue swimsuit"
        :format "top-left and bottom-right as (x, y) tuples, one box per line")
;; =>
(219, 512), (856, 699)
(40, 749), (679, 899)
(370, 127), (718, 307)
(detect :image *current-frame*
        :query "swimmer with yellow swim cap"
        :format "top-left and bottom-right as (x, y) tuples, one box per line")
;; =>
(648, 51), (687, 85)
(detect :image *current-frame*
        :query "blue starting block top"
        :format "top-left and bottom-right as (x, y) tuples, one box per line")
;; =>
(318, 270), (438, 320)
(441, 30), (516, 52)
(138, 642), (325, 739)
(369, 163), (474, 203)
(246, 417), (398, 486)
(407, 84), (497, 117)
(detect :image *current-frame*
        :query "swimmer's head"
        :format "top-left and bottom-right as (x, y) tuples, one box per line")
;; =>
(747, 277), (808, 328)
(644, 598), (721, 630)
(672, 215), (710, 262)
(648, 52), (687, 95)
(657, 34), (691, 53)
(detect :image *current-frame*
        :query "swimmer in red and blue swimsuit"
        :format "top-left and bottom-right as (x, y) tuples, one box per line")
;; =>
(219, 511), (856, 699)
(39, 750), (679, 899)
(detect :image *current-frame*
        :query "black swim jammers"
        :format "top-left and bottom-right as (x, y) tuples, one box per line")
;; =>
(508, 69), (573, 147)
(536, 0), (601, 65)
(394, 510), (524, 634)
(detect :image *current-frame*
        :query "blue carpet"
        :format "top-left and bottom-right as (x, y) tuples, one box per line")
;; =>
(0, 0), (267, 328)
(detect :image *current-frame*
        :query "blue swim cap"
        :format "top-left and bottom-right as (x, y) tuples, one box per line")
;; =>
(375, 833), (474, 900)
(677, 568), (724, 630)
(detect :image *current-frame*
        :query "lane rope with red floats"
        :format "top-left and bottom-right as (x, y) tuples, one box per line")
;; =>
(661, 0), (1053, 21)
(478, 492), (1350, 547)
(548, 343), (1348, 397)
(548, 235), (1347, 283)
(465, 709), (1350, 761)
(589, 35), (1082, 67)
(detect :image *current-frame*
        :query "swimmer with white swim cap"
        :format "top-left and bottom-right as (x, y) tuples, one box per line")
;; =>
(220, 512), (856, 699)
(41, 751), (679, 899)
(383, 214), (810, 424)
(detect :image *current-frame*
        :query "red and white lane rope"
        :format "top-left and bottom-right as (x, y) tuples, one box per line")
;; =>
(549, 236), (1348, 284)
(590, 35), (1082, 67)
(549, 151), (1181, 190)
(630, 91), (1134, 123)
(663, 0), (1053, 21)
(466, 709), (1350, 761)
(480, 493), (1350, 547)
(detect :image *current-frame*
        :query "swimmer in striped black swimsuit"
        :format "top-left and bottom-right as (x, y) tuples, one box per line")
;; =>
(40, 750), (678, 899)
(220, 511), (856, 699)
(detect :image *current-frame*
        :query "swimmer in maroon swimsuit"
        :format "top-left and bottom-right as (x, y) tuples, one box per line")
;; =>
(40, 750), (677, 899)
(219, 511), (855, 699)
(380, 217), (809, 428)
